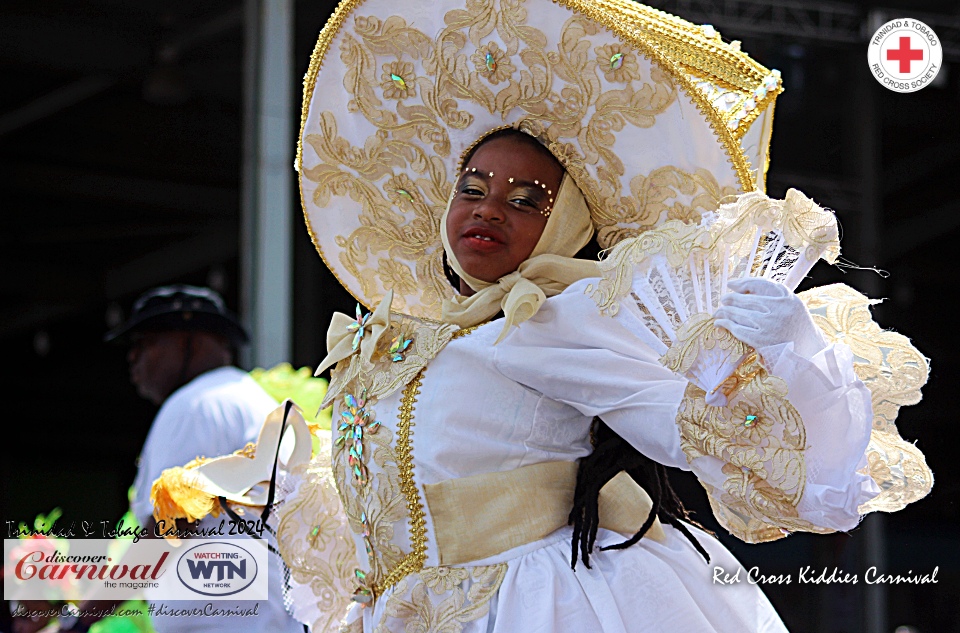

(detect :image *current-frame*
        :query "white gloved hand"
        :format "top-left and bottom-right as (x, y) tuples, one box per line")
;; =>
(714, 277), (826, 360)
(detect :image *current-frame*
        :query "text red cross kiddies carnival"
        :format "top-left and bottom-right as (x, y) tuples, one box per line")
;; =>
(887, 36), (924, 73)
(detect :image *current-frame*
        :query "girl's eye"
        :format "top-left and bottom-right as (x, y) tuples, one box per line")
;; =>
(510, 197), (537, 211)
(460, 186), (484, 196)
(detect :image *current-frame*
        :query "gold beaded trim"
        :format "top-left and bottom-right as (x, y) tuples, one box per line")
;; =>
(730, 91), (778, 141)
(297, 0), (371, 310)
(452, 324), (480, 339)
(376, 368), (427, 595)
(614, 1), (768, 88)
(371, 323), (478, 597)
(552, 0), (766, 192)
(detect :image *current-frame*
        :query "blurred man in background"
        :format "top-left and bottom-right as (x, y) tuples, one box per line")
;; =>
(15, 285), (301, 633)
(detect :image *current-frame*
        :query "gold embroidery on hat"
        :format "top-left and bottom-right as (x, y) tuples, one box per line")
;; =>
(298, 0), (780, 318)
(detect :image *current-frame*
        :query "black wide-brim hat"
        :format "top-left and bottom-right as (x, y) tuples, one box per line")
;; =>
(104, 284), (249, 345)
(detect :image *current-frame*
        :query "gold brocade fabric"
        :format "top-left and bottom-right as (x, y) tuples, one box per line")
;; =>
(299, 0), (783, 319)
(330, 391), (409, 604)
(372, 564), (507, 633)
(675, 283), (932, 543)
(425, 463), (665, 566)
(322, 312), (460, 409)
(675, 357), (828, 544)
(277, 436), (359, 633)
(324, 321), (474, 606)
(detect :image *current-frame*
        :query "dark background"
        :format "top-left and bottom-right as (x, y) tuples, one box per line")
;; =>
(1, 1), (957, 631)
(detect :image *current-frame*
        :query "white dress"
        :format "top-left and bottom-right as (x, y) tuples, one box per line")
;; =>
(276, 279), (928, 633)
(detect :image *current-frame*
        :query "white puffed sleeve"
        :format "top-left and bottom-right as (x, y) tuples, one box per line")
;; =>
(494, 278), (882, 543)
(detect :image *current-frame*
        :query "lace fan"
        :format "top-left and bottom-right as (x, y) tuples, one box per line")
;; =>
(590, 189), (840, 406)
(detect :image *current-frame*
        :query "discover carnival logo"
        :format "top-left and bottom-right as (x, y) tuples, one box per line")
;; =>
(4, 538), (268, 601)
(175, 542), (258, 597)
(868, 18), (942, 93)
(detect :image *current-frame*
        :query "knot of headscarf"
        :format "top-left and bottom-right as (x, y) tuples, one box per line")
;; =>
(441, 172), (599, 343)
(316, 168), (600, 377)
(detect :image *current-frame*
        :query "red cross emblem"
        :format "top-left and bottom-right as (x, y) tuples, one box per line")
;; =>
(887, 36), (924, 73)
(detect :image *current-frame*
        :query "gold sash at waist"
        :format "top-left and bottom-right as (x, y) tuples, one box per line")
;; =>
(423, 461), (665, 566)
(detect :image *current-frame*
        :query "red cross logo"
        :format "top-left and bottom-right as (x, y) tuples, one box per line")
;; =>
(887, 36), (924, 73)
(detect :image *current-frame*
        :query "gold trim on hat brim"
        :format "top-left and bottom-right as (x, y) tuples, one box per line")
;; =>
(297, 0), (781, 314)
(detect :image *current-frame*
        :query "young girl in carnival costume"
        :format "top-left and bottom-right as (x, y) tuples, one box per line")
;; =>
(151, 1), (933, 631)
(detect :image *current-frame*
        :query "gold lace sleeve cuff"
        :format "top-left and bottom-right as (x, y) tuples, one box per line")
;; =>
(799, 283), (933, 513)
(858, 430), (934, 514)
(675, 361), (826, 544)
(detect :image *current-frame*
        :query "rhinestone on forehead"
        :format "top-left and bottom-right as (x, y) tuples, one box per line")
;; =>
(299, 1), (785, 320)
(466, 173), (560, 186)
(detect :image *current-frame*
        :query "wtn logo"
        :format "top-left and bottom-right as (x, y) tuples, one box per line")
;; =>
(185, 559), (247, 581)
(176, 542), (259, 597)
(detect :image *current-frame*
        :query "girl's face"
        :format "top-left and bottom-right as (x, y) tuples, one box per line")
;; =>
(446, 136), (563, 295)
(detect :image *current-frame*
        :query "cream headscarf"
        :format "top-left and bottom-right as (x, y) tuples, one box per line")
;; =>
(441, 171), (599, 342)
(316, 147), (601, 376)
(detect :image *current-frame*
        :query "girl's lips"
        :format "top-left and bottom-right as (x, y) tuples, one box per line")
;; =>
(459, 225), (506, 252)
(461, 234), (506, 252)
(460, 225), (504, 242)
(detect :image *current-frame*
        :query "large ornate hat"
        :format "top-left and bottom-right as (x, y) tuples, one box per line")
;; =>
(298, 0), (783, 319)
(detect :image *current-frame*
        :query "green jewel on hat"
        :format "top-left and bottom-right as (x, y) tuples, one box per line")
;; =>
(299, 0), (782, 319)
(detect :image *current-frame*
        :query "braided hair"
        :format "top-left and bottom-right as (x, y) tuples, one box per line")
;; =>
(445, 245), (712, 569)
(568, 418), (711, 570)
(443, 129), (711, 570)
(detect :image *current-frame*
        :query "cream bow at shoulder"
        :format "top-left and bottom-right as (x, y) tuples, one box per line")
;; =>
(316, 290), (395, 376)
